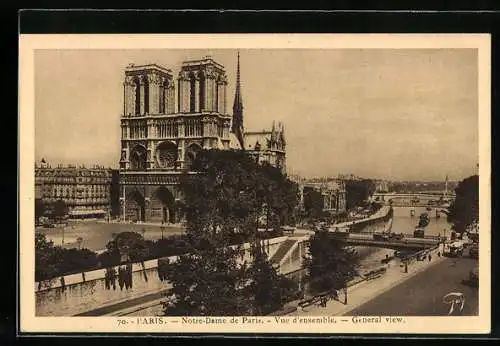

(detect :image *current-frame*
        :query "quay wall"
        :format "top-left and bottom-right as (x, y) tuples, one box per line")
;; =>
(35, 207), (396, 316)
(35, 236), (289, 316)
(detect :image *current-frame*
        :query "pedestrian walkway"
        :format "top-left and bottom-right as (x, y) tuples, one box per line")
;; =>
(331, 206), (391, 229)
(288, 246), (446, 316)
(98, 220), (185, 229)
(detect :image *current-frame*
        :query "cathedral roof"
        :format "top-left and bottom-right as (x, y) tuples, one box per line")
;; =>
(244, 131), (272, 151)
(228, 132), (243, 150)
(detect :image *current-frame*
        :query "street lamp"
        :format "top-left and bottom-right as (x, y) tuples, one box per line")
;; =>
(77, 237), (83, 250)
(61, 223), (65, 245)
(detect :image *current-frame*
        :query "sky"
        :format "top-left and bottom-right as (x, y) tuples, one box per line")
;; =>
(35, 48), (479, 181)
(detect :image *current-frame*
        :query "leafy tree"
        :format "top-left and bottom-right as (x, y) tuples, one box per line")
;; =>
(52, 247), (98, 276)
(101, 231), (150, 266)
(162, 149), (299, 316)
(35, 199), (45, 220)
(247, 245), (300, 314)
(35, 233), (99, 281)
(162, 150), (259, 315)
(345, 179), (375, 210)
(303, 186), (324, 220)
(162, 242), (250, 316)
(53, 199), (69, 222)
(447, 175), (479, 233)
(304, 230), (359, 303)
(257, 163), (299, 229)
(35, 233), (59, 282)
(247, 244), (285, 315)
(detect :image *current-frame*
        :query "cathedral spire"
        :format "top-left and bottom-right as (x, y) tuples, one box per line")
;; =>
(232, 51), (245, 149)
(280, 122), (286, 147)
(233, 51), (243, 110)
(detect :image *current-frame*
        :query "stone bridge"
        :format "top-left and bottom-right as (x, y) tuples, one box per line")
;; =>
(372, 192), (455, 207)
(373, 192), (455, 199)
(333, 236), (440, 251)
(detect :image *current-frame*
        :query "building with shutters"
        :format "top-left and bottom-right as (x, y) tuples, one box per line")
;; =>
(34, 160), (114, 219)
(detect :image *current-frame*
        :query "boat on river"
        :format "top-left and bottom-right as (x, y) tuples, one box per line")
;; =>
(413, 213), (430, 238)
(418, 213), (430, 228)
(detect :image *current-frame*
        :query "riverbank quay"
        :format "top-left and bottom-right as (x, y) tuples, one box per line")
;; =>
(283, 246), (445, 316)
(36, 221), (186, 251)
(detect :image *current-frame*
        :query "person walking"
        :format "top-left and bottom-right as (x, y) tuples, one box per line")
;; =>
(438, 251), (441, 258)
(428, 254), (432, 262)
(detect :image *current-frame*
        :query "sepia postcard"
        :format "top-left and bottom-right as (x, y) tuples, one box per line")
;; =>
(19, 34), (491, 334)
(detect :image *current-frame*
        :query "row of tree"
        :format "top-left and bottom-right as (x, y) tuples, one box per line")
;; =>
(35, 199), (69, 223)
(447, 175), (479, 233)
(35, 227), (286, 282)
(35, 233), (98, 282)
(302, 179), (376, 222)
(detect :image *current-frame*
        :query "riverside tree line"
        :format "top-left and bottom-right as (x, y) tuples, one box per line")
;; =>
(35, 149), (479, 315)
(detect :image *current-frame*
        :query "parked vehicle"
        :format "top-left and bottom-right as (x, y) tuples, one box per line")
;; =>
(413, 227), (425, 238)
(372, 232), (403, 241)
(468, 233), (479, 243)
(443, 241), (464, 257)
(469, 244), (479, 259)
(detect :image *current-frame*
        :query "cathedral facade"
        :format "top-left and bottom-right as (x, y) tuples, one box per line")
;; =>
(119, 54), (286, 223)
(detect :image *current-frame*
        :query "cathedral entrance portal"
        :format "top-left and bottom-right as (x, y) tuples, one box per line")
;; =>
(125, 189), (146, 222)
(153, 186), (176, 224)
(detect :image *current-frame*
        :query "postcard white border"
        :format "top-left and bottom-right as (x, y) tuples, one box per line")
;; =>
(19, 34), (491, 334)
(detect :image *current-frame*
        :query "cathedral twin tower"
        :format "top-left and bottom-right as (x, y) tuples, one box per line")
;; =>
(120, 56), (233, 173)
(119, 54), (285, 223)
(123, 57), (228, 117)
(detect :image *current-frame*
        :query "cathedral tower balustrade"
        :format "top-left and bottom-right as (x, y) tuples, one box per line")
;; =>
(178, 57), (228, 115)
(123, 64), (174, 117)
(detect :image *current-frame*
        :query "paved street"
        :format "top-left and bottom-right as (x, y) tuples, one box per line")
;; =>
(288, 244), (479, 317)
(36, 221), (185, 252)
(346, 255), (478, 316)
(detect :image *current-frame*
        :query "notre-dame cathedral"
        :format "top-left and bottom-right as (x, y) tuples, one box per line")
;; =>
(119, 53), (286, 223)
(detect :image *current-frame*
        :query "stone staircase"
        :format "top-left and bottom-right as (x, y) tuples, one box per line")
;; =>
(269, 239), (298, 265)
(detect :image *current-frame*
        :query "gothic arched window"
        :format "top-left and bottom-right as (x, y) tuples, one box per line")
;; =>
(159, 83), (165, 113)
(134, 77), (141, 115)
(185, 143), (202, 171)
(129, 145), (147, 171)
(215, 77), (220, 112)
(155, 142), (178, 169)
(199, 72), (206, 111)
(144, 76), (149, 114)
(189, 73), (196, 113)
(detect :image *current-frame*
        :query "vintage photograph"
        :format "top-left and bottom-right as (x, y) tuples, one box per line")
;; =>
(20, 34), (490, 334)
